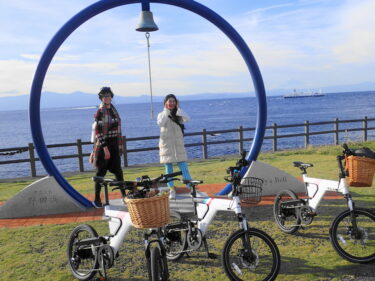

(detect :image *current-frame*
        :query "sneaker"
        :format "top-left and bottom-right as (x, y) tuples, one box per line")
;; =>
(93, 201), (103, 208)
(169, 189), (176, 200)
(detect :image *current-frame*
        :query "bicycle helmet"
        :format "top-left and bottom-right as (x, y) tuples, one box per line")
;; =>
(98, 86), (114, 100)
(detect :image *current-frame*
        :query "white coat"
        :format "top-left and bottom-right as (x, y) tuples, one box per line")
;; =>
(157, 107), (190, 164)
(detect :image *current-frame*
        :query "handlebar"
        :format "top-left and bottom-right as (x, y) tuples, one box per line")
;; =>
(92, 171), (183, 198)
(342, 143), (353, 156)
(153, 171), (183, 183)
(340, 143), (353, 178)
(226, 150), (249, 176)
(224, 150), (250, 187)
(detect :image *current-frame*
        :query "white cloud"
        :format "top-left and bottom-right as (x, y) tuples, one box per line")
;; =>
(332, 0), (375, 63)
(2, 0), (375, 98)
(0, 60), (36, 96)
(20, 54), (40, 60)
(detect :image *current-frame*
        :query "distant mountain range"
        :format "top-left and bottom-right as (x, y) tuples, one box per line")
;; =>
(1, 81), (375, 111)
(0, 91), (253, 111)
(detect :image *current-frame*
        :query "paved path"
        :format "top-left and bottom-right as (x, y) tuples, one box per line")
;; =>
(0, 184), (341, 228)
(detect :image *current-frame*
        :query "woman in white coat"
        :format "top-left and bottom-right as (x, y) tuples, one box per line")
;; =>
(157, 94), (192, 199)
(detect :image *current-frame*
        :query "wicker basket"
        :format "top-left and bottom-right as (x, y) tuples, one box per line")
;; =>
(125, 193), (170, 229)
(345, 155), (375, 187)
(239, 177), (263, 204)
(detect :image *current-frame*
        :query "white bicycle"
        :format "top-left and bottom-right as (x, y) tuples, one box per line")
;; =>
(273, 144), (375, 264)
(66, 171), (182, 281)
(164, 152), (281, 281)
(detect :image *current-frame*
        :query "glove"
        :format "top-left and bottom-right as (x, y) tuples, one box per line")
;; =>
(170, 107), (177, 117)
(168, 114), (179, 123)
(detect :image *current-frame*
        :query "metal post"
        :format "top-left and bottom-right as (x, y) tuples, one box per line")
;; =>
(363, 116), (368, 142)
(77, 139), (84, 172)
(239, 126), (244, 153)
(202, 129), (208, 159)
(272, 123), (277, 152)
(334, 118), (339, 145)
(304, 120), (310, 148)
(28, 143), (36, 177)
(123, 136), (128, 167)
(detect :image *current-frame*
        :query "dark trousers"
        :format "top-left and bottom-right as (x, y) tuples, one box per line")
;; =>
(94, 138), (125, 202)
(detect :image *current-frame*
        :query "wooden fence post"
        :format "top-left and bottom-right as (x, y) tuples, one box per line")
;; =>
(77, 139), (84, 172)
(334, 118), (339, 145)
(239, 126), (244, 153)
(28, 143), (36, 177)
(363, 116), (368, 142)
(272, 123), (277, 152)
(123, 136), (128, 167)
(304, 120), (310, 148)
(202, 129), (208, 159)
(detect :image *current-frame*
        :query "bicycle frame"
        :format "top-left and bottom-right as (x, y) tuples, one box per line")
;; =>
(103, 185), (178, 256)
(175, 194), (246, 237)
(98, 178), (249, 259)
(104, 206), (133, 255)
(302, 175), (351, 212)
(301, 155), (354, 213)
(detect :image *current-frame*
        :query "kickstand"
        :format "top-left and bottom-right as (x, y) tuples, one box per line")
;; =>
(203, 237), (217, 259)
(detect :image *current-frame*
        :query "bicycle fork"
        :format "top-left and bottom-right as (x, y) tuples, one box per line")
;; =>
(343, 194), (362, 239)
(236, 213), (258, 264)
(144, 230), (169, 280)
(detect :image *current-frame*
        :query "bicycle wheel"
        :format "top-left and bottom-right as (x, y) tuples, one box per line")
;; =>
(67, 224), (99, 281)
(222, 228), (280, 281)
(329, 208), (375, 264)
(273, 189), (300, 234)
(164, 212), (187, 261)
(150, 246), (169, 281)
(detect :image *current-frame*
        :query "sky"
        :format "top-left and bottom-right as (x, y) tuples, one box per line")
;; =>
(1, 0), (375, 98)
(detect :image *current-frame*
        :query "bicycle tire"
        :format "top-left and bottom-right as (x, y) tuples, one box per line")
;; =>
(329, 208), (375, 264)
(150, 246), (169, 281)
(222, 228), (280, 281)
(164, 212), (187, 261)
(67, 224), (99, 281)
(273, 189), (301, 234)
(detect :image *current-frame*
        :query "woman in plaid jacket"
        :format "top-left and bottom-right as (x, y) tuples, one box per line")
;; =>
(90, 87), (125, 208)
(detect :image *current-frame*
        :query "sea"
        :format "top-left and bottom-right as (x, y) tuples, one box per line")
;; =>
(0, 91), (374, 179)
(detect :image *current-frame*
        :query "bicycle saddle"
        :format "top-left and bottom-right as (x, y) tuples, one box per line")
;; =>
(92, 176), (105, 183)
(293, 161), (313, 168)
(92, 176), (115, 183)
(183, 179), (203, 185)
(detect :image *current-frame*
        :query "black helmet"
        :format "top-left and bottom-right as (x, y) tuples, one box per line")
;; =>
(98, 87), (114, 100)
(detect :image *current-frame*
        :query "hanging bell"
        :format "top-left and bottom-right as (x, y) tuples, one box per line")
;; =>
(135, 10), (159, 32)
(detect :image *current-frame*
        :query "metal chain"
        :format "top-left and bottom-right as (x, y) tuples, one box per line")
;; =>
(145, 32), (155, 119)
(0, 147), (28, 156)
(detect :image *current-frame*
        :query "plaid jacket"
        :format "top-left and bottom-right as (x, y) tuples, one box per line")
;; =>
(89, 103), (123, 166)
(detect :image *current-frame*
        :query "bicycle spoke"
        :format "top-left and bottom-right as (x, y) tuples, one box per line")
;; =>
(223, 230), (280, 281)
(333, 210), (375, 261)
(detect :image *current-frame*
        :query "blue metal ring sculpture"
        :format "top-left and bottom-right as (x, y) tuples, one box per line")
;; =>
(30, 0), (267, 207)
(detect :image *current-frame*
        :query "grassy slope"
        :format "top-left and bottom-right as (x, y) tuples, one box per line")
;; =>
(0, 141), (374, 281)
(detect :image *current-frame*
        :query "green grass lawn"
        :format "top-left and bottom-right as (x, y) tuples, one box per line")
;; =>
(0, 141), (374, 281)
